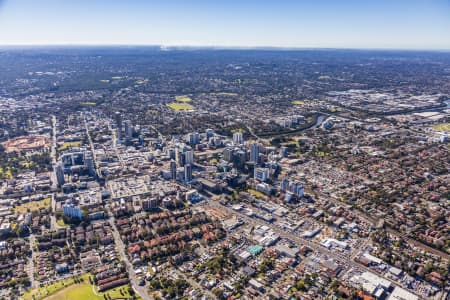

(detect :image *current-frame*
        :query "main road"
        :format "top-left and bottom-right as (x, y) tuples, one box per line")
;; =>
(206, 200), (421, 298)
(108, 213), (150, 300)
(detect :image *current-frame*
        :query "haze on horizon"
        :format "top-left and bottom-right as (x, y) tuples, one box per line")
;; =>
(0, 0), (449, 50)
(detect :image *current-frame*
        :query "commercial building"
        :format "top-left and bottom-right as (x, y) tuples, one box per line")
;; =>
(63, 204), (83, 219)
(254, 168), (269, 182)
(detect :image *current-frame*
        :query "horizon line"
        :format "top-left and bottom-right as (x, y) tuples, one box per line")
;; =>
(0, 43), (449, 52)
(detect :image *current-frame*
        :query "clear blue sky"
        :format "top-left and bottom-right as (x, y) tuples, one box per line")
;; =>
(0, 0), (449, 49)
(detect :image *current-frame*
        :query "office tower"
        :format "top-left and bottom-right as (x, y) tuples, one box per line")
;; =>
(124, 120), (133, 141)
(85, 154), (95, 176)
(184, 164), (193, 182)
(185, 150), (194, 165)
(168, 148), (175, 160)
(250, 143), (259, 164)
(62, 204), (83, 219)
(170, 160), (177, 181)
(233, 132), (243, 145)
(188, 132), (200, 145)
(206, 128), (214, 138)
(254, 167), (269, 182)
(55, 163), (65, 186)
(223, 147), (233, 162)
(114, 111), (122, 129)
(233, 150), (246, 170)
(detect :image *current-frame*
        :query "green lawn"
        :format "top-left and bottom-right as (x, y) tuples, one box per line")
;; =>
(166, 102), (195, 111)
(56, 218), (68, 228)
(14, 198), (51, 214)
(22, 274), (138, 300)
(292, 100), (305, 105)
(80, 102), (96, 106)
(59, 141), (82, 151)
(22, 275), (88, 300)
(247, 189), (267, 199)
(432, 122), (450, 131)
(175, 95), (192, 102)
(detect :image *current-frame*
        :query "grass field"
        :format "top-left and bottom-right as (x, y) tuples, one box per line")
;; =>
(14, 197), (51, 214)
(23, 274), (137, 300)
(230, 128), (244, 133)
(22, 275), (87, 300)
(248, 189), (268, 199)
(211, 92), (238, 96)
(0, 166), (13, 179)
(432, 122), (450, 131)
(56, 218), (68, 228)
(166, 102), (195, 111)
(292, 100), (305, 105)
(59, 141), (82, 151)
(80, 102), (96, 106)
(175, 95), (192, 102)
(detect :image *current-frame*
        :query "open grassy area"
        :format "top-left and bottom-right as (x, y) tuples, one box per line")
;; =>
(175, 95), (192, 102)
(211, 92), (238, 96)
(432, 122), (450, 131)
(80, 102), (96, 106)
(59, 141), (82, 151)
(23, 274), (137, 300)
(14, 197), (51, 214)
(230, 128), (244, 133)
(56, 218), (68, 228)
(292, 100), (305, 105)
(247, 189), (267, 199)
(0, 166), (13, 179)
(166, 102), (195, 111)
(22, 274), (88, 300)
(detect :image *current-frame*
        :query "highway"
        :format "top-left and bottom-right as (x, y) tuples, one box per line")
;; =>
(205, 200), (422, 299)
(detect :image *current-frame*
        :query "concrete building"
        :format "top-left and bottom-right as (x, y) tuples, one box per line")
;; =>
(250, 143), (259, 164)
(63, 204), (83, 219)
(185, 150), (194, 165)
(184, 164), (193, 182)
(254, 168), (269, 182)
(124, 120), (133, 141)
(170, 160), (177, 181)
(233, 132), (243, 145)
(55, 163), (65, 187)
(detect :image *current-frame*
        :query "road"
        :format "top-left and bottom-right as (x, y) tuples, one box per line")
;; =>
(206, 200), (422, 298)
(84, 117), (103, 177)
(108, 214), (150, 300)
(173, 268), (216, 299)
(27, 235), (37, 288)
(307, 188), (450, 261)
(50, 115), (58, 190)
(107, 121), (125, 169)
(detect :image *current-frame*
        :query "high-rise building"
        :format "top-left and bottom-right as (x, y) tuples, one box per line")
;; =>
(170, 160), (177, 181)
(233, 132), (244, 145)
(85, 155), (95, 176)
(205, 129), (215, 138)
(254, 168), (270, 182)
(185, 150), (194, 165)
(233, 150), (246, 170)
(55, 163), (65, 187)
(188, 132), (200, 145)
(124, 120), (133, 141)
(250, 143), (259, 164)
(114, 111), (122, 129)
(62, 204), (82, 219)
(184, 164), (193, 182)
(223, 147), (233, 162)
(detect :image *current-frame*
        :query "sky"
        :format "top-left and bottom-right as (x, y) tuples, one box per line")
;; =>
(0, 0), (449, 50)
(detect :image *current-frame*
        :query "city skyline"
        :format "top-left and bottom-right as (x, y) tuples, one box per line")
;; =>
(0, 0), (449, 50)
